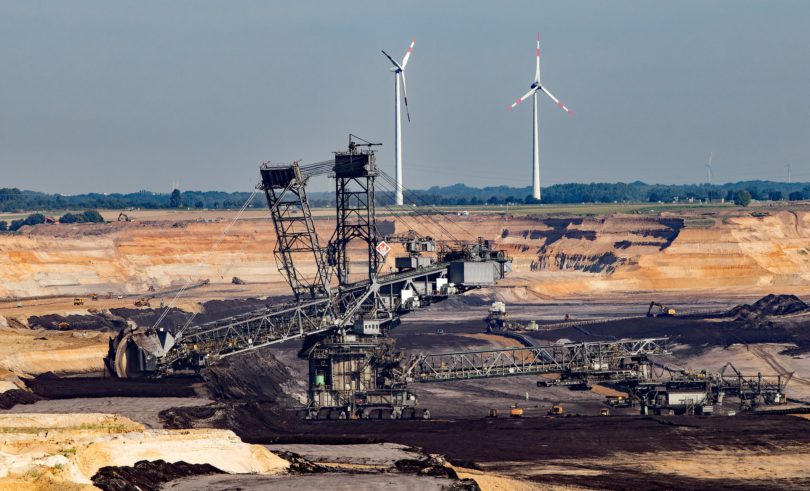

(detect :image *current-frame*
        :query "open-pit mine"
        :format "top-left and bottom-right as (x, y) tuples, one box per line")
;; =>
(3, 148), (810, 490)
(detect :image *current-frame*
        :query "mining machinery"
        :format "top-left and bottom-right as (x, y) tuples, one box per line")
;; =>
(625, 362), (790, 415)
(647, 301), (676, 317)
(106, 136), (511, 420)
(106, 135), (776, 420)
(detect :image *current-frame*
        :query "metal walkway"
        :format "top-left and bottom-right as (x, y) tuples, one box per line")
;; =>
(404, 338), (669, 382)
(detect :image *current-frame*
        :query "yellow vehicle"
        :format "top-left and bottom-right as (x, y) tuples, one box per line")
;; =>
(647, 301), (676, 317)
(548, 404), (564, 416)
(73, 298), (84, 306)
(510, 404), (524, 418)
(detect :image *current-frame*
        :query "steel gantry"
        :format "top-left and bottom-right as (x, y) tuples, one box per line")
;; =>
(403, 338), (669, 382)
(261, 161), (334, 301)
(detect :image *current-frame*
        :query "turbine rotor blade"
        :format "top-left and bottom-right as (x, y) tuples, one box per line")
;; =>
(508, 88), (536, 110)
(539, 86), (571, 114)
(401, 38), (415, 69)
(381, 50), (402, 71)
(535, 32), (541, 82)
(400, 72), (411, 122)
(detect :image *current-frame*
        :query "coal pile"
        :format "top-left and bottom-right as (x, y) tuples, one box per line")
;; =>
(201, 349), (296, 403)
(275, 451), (329, 473)
(0, 389), (41, 409)
(92, 459), (223, 491)
(109, 307), (191, 331)
(394, 458), (459, 479)
(726, 294), (810, 321)
(160, 350), (300, 433)
(108, 296), (292, 332)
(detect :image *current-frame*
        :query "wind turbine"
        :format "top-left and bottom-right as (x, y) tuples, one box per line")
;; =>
(382, 38), (415, 207)
(509, 33), (571, 201)
(706, 151), (713, 185)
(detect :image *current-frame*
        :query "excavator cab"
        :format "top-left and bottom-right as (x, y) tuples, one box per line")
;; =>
(647, 301), (675, 318)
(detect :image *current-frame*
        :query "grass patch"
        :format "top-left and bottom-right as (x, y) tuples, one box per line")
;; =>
(684, 218), (716, 228)
(58, 446), (76, 457)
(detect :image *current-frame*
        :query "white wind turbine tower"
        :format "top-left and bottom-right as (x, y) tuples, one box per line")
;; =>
(509, 33), (571, 201)
(706, 151), (713, 185)
(382, 38), (415, 207)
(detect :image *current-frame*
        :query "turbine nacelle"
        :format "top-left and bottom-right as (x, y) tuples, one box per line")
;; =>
(507, 33), (572, 201)
(509, 33), (570, 113)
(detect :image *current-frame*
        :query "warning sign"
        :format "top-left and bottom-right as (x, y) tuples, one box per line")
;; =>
(375, 241), (391, 257)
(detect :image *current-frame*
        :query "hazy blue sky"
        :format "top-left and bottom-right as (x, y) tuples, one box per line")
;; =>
(1, 1), (808, 194)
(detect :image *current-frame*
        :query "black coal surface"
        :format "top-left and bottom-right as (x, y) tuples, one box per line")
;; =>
(201, 349), (295, 402)
(528, 316), (796, 348)
(25, 296), (294, 333)
(23, 372), (199, 399)
(27, 313), (126, 331)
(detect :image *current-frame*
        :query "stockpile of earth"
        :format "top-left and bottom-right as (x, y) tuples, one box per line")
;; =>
(201, 349), (296, 402)
(725, 294), (810, 321)
(160, 349), (303, 437)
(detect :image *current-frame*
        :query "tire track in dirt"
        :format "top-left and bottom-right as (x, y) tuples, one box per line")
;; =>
(750, 345), (810, 387)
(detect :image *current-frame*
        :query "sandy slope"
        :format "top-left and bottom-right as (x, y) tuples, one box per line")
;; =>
(0, 413), (288, 489)
(0, 328), (107, 379)
(6, 210), (810, 301)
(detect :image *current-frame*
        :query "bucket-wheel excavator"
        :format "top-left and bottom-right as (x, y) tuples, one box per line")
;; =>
(105, 136), (511, 417)
(106, 136), (784, 419)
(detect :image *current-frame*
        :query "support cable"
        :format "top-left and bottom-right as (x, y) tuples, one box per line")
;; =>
(376, 171), (462, 242)
(150, 188), (259, 332)
(379, 169), (478, 241)
(373, 176), (455, 240)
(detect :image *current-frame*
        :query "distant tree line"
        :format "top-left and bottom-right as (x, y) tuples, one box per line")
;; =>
(2, 180), (810, 213)
(0, 188), (262, 212)
(0, 210), (104, 232)
(392, 181), (810, 207)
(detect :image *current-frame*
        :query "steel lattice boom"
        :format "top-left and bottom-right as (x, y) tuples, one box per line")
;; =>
(404, 338), (669, 382)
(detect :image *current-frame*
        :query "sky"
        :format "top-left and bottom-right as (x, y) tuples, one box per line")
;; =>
(1, 1), (808, 194)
